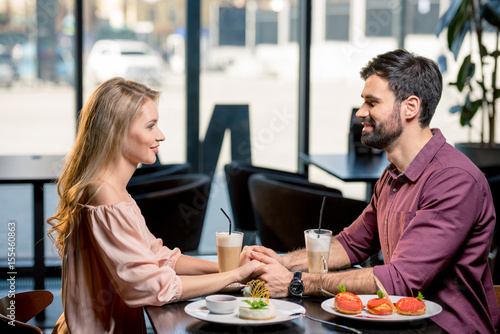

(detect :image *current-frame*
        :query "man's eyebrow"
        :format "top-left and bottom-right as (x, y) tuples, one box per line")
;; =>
(362, 94), (381, 102)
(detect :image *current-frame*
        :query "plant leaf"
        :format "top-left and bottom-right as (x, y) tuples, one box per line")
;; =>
(337, 284), (346, 293)
(482, 1), (500, 29)
(449, 105), (463, 114)
(376, 290), (384, 299)
(460, 96), (482, 126)
(455, 55), (475, 91)
(436, 0), (466, 36)
(446, 0), (471, 60)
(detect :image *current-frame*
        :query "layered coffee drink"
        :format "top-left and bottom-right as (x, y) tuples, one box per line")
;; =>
(307, 250), (330, 273)
(304, 229), (332, 273)
(216, 231), (243, 272)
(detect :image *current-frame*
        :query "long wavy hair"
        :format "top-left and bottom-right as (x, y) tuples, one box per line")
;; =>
(47, 77), (160, 257)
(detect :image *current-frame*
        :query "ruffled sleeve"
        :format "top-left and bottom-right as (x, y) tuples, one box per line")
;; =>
(81, 200), (183, 307)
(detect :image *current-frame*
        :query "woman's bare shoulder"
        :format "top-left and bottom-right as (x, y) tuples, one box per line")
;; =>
(86, 181), (128, 206)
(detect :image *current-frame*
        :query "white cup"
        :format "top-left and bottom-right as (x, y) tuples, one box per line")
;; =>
(216, 231), (244, 272)
(304, 229), (332, 273)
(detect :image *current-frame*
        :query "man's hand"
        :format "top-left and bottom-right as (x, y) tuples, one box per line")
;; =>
(250, 251), (292, 298)
(240, 245), (283, 266)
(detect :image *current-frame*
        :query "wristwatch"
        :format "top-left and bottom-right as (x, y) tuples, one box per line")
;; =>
(288, 271), (304, 297)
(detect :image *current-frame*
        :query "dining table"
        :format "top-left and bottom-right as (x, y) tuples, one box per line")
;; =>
(300, 152), (389, 202)
(144, 257), (444, 334)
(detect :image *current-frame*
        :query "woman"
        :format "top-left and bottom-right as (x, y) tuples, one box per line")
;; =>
(48, 78), (260, 333)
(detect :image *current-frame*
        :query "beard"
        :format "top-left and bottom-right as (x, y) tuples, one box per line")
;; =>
(360, 104), (403, 150)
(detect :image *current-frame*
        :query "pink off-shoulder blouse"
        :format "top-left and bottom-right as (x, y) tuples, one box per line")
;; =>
(53, 198), (183, 334)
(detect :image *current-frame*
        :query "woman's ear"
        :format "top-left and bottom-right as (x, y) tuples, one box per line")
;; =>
(403, 95), (420, 120)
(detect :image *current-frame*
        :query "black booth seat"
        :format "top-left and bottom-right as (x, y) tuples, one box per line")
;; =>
(249, 173), (367, 253)
(224, 161), (309, 245)
(126, 173), (211, 252)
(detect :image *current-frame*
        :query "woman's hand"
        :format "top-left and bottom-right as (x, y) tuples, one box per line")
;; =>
(240, 245), (283, 266)
(236, 259), (263, 283)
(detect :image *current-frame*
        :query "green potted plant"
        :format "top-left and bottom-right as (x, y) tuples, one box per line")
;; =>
(436, 0), (500, 168)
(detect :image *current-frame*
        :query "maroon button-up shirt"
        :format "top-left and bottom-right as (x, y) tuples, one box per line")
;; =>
(337, 129), (499, 333)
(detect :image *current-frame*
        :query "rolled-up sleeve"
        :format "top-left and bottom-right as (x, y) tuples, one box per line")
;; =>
(83, 202), (183, 307)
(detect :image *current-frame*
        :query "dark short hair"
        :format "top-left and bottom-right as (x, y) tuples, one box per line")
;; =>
(360, 49), (442, 127)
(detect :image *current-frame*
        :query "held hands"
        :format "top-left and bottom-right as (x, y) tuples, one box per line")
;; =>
(248, 251), (292, 298)
(236, 260), (262, 284)
(240, 245), (283, 266)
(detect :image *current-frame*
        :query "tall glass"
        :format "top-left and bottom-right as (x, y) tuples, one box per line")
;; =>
(304, 229), (332, 273)
(216, 231), (244, 272)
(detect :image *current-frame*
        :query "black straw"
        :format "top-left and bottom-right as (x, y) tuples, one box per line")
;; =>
(318, 196), (326, 237)
(220, 208), (232, 235)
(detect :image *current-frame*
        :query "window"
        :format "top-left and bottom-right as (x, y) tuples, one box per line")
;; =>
(218, 6), (246, 46)
(325, 0), (350, 41)
(407, 0), (440, 35)
(256, 9), (278, 44)
(365, 0), (398, 37)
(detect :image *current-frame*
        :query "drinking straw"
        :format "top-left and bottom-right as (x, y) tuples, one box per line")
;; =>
(318, 196), (326, 238)
(220, 208), (232, 235)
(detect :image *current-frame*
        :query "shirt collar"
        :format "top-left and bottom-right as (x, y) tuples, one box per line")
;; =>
(387, 128), (447, 182)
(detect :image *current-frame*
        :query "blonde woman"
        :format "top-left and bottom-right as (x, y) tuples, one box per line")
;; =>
(48, 78), (261, 333)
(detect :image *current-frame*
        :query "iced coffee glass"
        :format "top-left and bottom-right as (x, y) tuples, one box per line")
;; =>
(216, 231), (244, 272)
(304, 229), (332, 273)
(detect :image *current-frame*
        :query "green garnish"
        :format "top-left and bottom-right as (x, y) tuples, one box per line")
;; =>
(416, 291), (425, 301)
(376, 290), (384, 299)
(337, 284), (346, 293)
(243, 300), (268, 309)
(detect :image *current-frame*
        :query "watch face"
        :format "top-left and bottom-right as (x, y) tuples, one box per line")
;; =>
(289, 281), (304, 296)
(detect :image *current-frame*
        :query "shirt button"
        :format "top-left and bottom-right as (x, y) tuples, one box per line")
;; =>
(392, 188), (397, 192)
(385, 220), (387, 225)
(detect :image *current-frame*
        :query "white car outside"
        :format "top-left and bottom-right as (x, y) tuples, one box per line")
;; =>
(87, 39), (164, 86)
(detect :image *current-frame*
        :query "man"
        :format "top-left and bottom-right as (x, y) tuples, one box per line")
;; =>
(244, 49), (500, 333)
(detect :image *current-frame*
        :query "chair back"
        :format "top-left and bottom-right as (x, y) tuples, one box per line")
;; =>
(129, 163), (192, 186)
(249, 173), (366, 252)
(127, 173), (211, 252)
(224, 161), (307, 233)
(0, 290), (53, 333)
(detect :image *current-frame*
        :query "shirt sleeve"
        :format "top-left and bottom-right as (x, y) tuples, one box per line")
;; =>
(336, 176), (385, 264)
(82, 203), (183, 307)
(373, 167), (489, 296)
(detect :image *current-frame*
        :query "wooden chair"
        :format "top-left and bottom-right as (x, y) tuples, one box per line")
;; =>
(0, 290), (53, 333)
(494, 285), (500, 308)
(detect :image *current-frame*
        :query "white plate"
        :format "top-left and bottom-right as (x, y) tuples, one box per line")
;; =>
(321, 295), (442, 322)
(218, 283), (245, 293)
(185, 297), (305, 326)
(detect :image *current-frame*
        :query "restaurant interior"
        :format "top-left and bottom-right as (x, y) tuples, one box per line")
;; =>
(1, 0), (500, 333)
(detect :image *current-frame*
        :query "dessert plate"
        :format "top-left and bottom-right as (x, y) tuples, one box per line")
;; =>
(321, 295), (442, 322)
(185, 297), (305, 326)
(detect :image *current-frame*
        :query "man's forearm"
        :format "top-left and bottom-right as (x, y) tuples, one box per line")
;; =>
(282, 238), (352, 272)
(281, 248), (308, 271)
(302, 267), (377, 296)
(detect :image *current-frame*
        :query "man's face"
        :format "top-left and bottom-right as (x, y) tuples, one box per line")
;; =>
(356, 75), (403, 150)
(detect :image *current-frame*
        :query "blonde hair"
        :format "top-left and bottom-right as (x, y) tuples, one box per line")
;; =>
(47, 77), (160, 257)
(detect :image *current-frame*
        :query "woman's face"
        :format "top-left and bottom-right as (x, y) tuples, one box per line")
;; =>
(123, 98), (165, 166)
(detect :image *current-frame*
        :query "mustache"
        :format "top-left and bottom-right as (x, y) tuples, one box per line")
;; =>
(360, 117), (375, 125)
